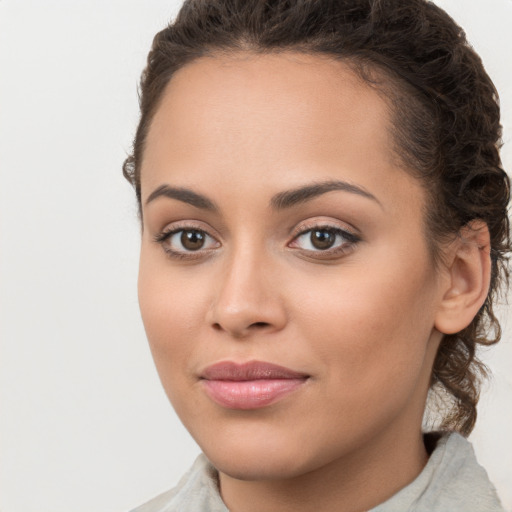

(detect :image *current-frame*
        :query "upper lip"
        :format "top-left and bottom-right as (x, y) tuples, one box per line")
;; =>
(200, 360), (309, 381)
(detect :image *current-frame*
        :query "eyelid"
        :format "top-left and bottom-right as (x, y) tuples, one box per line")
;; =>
(153, 220), (219, 241)
(291, 218), (360, 240)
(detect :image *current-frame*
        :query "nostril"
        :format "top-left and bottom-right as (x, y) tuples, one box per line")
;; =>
(250, 322), (270, 329)
(210, 321), (270, 335)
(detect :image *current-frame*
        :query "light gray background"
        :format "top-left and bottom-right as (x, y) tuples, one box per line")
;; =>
(0, 1), (511, 511)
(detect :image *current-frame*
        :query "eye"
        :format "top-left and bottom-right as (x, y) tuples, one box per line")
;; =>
(154, 227), (220, 257)
(290, 226), (360, 254)
(175, 230), (209, 251)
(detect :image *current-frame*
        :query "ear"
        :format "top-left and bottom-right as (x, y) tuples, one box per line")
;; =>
(434, 220), (491, 335)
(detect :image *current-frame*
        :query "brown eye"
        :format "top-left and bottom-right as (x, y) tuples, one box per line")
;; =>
(290, 225), (360, 255)
(155, 227), (219, 257)
(310, 229), (336, 250)
(181, 230), (205, 251)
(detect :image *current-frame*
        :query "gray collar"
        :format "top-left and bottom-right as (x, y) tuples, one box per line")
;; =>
(371, 433), (504, 512)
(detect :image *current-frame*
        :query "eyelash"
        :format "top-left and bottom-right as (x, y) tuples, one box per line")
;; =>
(153, 223), (361, 261)
(290, 224), (361, 259)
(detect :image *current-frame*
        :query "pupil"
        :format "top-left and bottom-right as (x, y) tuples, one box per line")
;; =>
(311, 229), (335, 250)
(181, 230), (205, 250)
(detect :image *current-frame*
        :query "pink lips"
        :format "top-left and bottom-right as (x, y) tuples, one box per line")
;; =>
(200, 361), (309, 410)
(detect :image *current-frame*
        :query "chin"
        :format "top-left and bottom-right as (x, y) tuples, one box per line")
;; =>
(195, 426), (331, 481)
(206, 449), (312, 481)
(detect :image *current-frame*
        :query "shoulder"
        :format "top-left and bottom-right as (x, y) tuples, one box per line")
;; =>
(129, 454), (228, 512)
(372, 432), (505, 512)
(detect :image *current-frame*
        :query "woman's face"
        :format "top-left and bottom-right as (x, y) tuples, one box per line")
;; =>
(138, 53), (446, 480)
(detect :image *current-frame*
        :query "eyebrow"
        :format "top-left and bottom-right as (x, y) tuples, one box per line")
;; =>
(145, 179), (381, 211)
(145, 184), (218, 211)
(270, 180), (382, 210)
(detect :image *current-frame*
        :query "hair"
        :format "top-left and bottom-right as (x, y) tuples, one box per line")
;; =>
(123, 0), (511, 436)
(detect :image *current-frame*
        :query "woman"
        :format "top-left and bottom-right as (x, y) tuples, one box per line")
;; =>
(124, 0), (510, 510)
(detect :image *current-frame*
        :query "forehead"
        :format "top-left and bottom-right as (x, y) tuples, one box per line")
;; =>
(159, 52), (385, 115)
(141, 52), (416, 209)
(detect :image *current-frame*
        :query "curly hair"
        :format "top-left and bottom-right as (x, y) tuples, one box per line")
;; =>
(123, 0), (511, 435)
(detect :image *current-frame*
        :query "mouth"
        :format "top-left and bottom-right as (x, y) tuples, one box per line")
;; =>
(200, 360), (310, 410)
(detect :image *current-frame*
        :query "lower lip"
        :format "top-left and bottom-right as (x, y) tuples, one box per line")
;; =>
(202, 378), (307, 409)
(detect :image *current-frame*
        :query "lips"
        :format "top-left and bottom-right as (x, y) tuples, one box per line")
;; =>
(200, 361), (309, 410)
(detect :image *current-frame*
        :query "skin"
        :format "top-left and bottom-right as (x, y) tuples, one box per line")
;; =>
(137, 53), (490, 512)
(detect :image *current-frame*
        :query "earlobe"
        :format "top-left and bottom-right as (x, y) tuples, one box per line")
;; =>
(434, 220), (491, 335)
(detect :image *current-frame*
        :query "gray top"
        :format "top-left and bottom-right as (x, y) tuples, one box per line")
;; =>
(131, 433), (504, 512)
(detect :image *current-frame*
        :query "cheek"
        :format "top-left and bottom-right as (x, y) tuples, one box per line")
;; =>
(137, 250), (206, 378)
(288, 253), (437, 390)
(284, 264), (437, 447)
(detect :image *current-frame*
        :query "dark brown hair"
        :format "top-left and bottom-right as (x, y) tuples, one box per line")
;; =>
(123, 0), (511, 435)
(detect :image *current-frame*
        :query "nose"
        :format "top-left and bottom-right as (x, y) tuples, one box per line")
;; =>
(206, 248), (287, 339)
